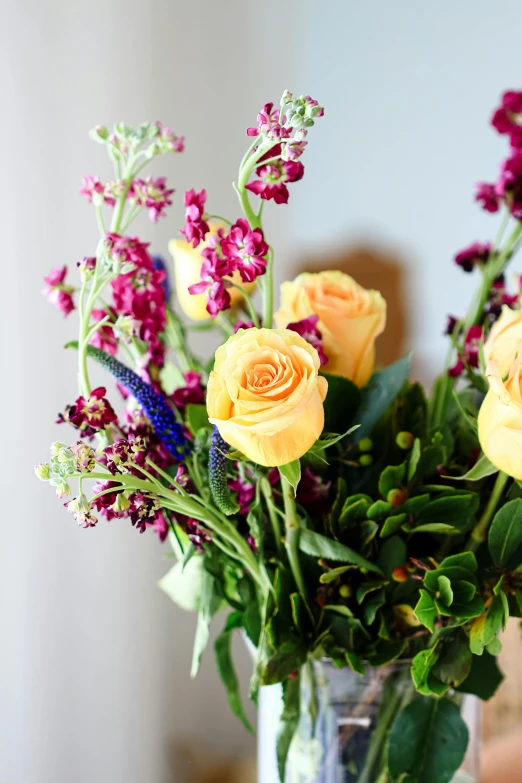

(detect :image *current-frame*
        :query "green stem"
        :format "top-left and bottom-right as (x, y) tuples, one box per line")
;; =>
(468, 470), (509, 551)
(166, 309), (193, 372)
(281, 475), (310, 608)
(262, 247), (274, 328)
(261, 478), (284, 558)
(110, 157), (136, 233)
(227, 281), (260, 327)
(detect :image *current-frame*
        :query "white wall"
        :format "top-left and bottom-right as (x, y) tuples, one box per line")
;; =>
(3, 2), (522, 782)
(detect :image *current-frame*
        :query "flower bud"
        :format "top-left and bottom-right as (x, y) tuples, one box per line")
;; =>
(359, 454), (373, 467)
(51, 441), (69, 457)
(359, 437), (373, 453)
(280, 89), (293, 106)
(114, 492), (130, 513)
(339, 584), (352, 599)
(396, 431), (414, 450)
(391, 566), (409, 583)
(387, 488), (407, 507)
(34, 463), (50, 481)
(90, 125), (109, 143)
(54, 480), (71, 498)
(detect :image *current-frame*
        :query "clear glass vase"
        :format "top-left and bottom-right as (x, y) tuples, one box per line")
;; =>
(258, 660), (480, 783)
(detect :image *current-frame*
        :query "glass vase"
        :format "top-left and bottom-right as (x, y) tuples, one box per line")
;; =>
(258, 660), (480, 783)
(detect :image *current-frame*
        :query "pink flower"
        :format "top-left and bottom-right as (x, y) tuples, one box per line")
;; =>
(485, 275), (519, 322)
(43, 266), (75, 316)
(475, 182), (500, 213)
(147, 511), (169, 542)
(89, 309), (118, 355)
(496, 152), (522, 218)
(492, 90), (522, 148)
(172, 371), (205, 408)
(105, 234), (152, 268)
(188, 248), (233, 316)
(246, 145), (304, 204)
(246, 102), (291, 140)
(228, 475), (255, 515)
(103, 436), (148, 476)
(454, 242), (491, 273)
(296, 467), (331, 514)
(448, 326), (483, 378)
(127, 491), (160, 533)
(154, 122), (185, 154)
(79, 176), (104, 202)
(103, 179), (130, 207)
(132, 177), (174, 222)
(286, 315), (328, 365)
(77, 256), (97, 273)
(180, 188), (210, 248)
(68, 387), (118, 431)
(91, 480), (125, 521)
(221, 218), (268, 282)
(233, 320), (255, 333)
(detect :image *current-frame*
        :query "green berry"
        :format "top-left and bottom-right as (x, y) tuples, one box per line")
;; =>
(387, 488), (407, 507)
(339, 584), (352, 599)
(359, 437), (373, 453)
(396, 431), (414, 450)
(359, 454), (373, 467)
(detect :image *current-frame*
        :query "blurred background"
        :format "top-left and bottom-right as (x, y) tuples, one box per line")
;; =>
(3, 1), (522, 781)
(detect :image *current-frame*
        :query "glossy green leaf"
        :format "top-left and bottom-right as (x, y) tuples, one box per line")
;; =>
(380, 513), (407, 538)
(321, 373), (361, 434)
(353, 354), (412, 440)
(456, 651), (504, 700)
(279, 460), (301, 495)
(488, 498), (522, 566)
(446, 452), (498, 482)
(415, 589), (437, 632)
(214, 613), (254, 733)
(299, 528), (383, 574)
(185, 403), (209, 435)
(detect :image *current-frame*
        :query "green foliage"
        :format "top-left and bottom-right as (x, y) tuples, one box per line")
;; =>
(353, 354), (412, 440)
(299, 528), (384, 574)
(191, 562), (223, 677)
(456, 651), (504, 700)
(321, 373), (361, 434)
(279, 460), (301, 495)
(388, 697), (469, 783)
(276, 676), (300, 783)
(448, 452), (498, 482)
(185, 403), (209, 436)
(214, 613), (254, 733)
(488, 498), (522, 566)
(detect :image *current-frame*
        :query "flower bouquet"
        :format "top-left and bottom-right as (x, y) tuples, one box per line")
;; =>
(36, 88), (522, 783)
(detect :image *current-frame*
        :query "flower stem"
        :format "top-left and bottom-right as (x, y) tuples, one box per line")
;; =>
(281, 475), (311, 616)
(227, 281), (260, 327)
(262, 247), (274, 328)
(261, 478), (284, 558)
(467, 470), (509, 552)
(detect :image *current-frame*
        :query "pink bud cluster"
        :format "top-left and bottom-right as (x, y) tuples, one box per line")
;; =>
(43, 266), (75, 316)
(80, 175), (174, 222)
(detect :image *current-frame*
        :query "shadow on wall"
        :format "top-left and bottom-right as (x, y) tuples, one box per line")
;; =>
(168, 740), (256, 783)
(297, 243), (408, 369)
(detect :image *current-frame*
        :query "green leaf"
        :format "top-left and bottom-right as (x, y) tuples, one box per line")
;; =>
(415, 589), (437, 632)
(276, 675), (300, 783)
(367, 499), (392, 521)
(410, 444), (446, 484)
(450, 595), (485, 620)
(321, 373), (361, 434)
(408, 437), (422, 481)
(488, 498), (522, 566)
(446, 452), (498, 482)
(279, 460), (301, 496)
(191, 565), (223, 677)
(319, 565), (358, 584)
(214, 613), (254, 733)
(261, 637), (307, 685)
(456, 651), (504, 700)
(388, 698), (469, 783)
(310, 426), (360, 451)
(339, 495), (372, 524)
(409, 523), (458, 535)
(378, 462), (406, 497)
(356, 580), (387, 603)
(438, 575), (454, 607)
(330, 478), (347, 526)
(380, 513), (408, 537)
(411, 648), (441, 696)
(299, 528), (384, 575)
(158, 555), (203, 613)
(470, 595), (504, 655)
(159, 361), (185, 395)
(366, 639), (406, 667)
(377, 535), (407, 577)
(345, 651), (365, 675)
(323, 604), (354, 618)
(425, 566), (478, 592)
(417, 494), (478, 528)
(185, 403), (209, 435)
(440, 552), (478, 572)
(399, 494), (431, 515)
(362, 588), (385, 625)
(354, 354), (412, 440)
(432, 632), (473, 687)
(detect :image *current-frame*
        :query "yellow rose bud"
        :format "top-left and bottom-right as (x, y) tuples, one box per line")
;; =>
(274, 270), (386, 387)
(478, 357), (522, 479)
(207, 327), (328, 467)
(168, 230), (255, 321)
(485, 304), (522, 377)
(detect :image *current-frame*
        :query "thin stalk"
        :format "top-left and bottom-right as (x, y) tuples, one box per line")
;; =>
(468, 470), (509, 551)
(227, 281), (260, 327)
(262, 247), (274, 328)
(261, 477), (284, 558)
(166, 309), (193, 372)
(281, 475), (314, 625)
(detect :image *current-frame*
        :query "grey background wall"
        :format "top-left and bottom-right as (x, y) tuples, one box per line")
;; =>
(2, 1), (522, 782)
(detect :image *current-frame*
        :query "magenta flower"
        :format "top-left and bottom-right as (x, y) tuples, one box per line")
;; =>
(103, 179), (130, 207)
(454, 242), (491, 273)
(496, 152), (522, 218)
(77, 256), (97, 273)
(221, 219), (269, 282)
(147, 511), (169, 542)
(296, 467), (331, 514)
(172, 371), (206, 408)
(103, 436), (148, 476)
(246, 145), (304, 204)
(449, 326), (484, 377)
(105, 234), (152, 268)
(485, 275), (519, 322)
(188, 248), (234, 316)
(89, 309), (118, 355)
(180, 189), (210, 248)
(475, 182), (500, 213)
(246, 102), (291, 140)
(127, 491), (161, 533)
(91, 480), (125, 521)
(43, 266), (75, 316)
(154, 121), (185, 154)
(492, 90), (522, 147)
(228, 475), (255, 515)
(132, 176), (174, 222)
(68, 387), (118, 431)
(233, 320), (255, 333)
(286, 315), (328, 366)
(79, 175), (104, 202)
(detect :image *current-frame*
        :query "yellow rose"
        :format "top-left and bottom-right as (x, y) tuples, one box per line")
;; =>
(274, 270), (386, 386)
(484, 305), (522, 377)
(207, 327), (328, 467)
(478, 358), (522, 479)
(169, 232), (255, 321)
